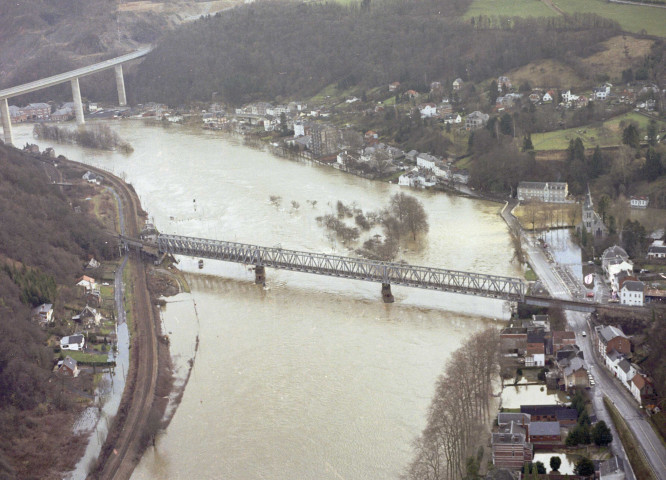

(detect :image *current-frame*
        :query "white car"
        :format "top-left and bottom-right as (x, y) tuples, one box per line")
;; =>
(582, 331), (586, 337)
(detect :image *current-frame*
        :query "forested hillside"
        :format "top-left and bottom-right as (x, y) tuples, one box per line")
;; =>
(0, 0), (222, 104)
(0, 144), (112, 478)
(129, 0), (620, 105)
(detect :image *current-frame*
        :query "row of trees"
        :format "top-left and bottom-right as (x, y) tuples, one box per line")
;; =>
(34, 124), (133, 153)
(404, 328), (500, 480)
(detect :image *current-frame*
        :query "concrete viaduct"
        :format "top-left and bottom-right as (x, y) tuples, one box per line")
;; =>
(0, 47), (152, 146)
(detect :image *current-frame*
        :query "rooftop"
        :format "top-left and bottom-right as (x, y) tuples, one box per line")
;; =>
(529, 421), (560, 436)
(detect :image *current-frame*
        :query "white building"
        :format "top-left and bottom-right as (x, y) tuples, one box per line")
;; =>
(648, 240), (666, 259)
(517, 182), (568, 203)
(629, 196), (648, 208)
(60, 334), (85, 351)
(419, 103), (437, 118)
(620, 280), (644, 306)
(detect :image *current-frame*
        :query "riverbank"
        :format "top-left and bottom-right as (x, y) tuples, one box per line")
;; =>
(48, 155), (173, 480)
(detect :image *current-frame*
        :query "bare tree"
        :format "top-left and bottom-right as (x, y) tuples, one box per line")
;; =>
(389, 193), (429, 240)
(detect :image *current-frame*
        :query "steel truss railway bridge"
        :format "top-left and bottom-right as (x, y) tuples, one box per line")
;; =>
(156, 234), (527, 303)
(118, 233), (603, 311)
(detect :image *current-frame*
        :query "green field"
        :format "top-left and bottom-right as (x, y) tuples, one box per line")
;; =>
(555, 0), (666, 37)
(465, 0), (558, 18)
(531, 112), (663, 151)
(464, 0), (666, 37)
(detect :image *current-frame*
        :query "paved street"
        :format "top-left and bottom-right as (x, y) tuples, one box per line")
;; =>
(506, 202), (666, 480)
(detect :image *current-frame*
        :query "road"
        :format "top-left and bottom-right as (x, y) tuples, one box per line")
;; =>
(503, 201), (666, 479)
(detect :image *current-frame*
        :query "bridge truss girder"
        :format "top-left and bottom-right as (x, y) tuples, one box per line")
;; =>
(158, 234), (525, 302)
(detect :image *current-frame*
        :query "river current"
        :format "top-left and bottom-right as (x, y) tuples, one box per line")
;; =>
(14, 120), (521, 479)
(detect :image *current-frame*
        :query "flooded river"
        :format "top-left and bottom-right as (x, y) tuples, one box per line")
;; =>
(14, 121), (521, 479)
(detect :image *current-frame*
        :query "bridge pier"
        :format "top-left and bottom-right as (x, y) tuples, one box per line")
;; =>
(381, 283), (394, 303)
(115, 65), (127, 106)
(1, 98), (13, 146)
(255, 265), (266, 285)
(71, 77), (85, 126)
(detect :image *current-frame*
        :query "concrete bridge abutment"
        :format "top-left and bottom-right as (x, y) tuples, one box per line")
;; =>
(115, 65), (127, 106)
(71, 78), (85, 126)
(255, 265), (266, 285)
(381, 283), (394, 303)
(1, 98), (13, 146)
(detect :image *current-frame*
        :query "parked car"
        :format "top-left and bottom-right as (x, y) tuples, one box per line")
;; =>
(582, 331), (587, 337)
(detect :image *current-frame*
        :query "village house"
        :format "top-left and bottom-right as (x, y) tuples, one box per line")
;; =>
(610, 356), (637, 389)
(8, 105), (27, 123)
(629, 195), (649, 209)
(404, 90), (419, 99)
(452, 78), (463, 91)
(443, 113), (462, 124)
(558, 356), (589, 391)
(552, 331), (575, 354)
(86, 257), (101, 270)
(58, 356), (80, 377)
(491, 422), (533, 469)
(542, 91), (554, 103)
(419, 103), (437, 118)
(500, 327), (528, 355)
(648, 240), (666, 259)
(525, 330), (545, 367)
(517, 181), (568, 203)
(520, 405), (578, 425)
(497, 76), (512, 92)
(599, 456), (626, 480)
(388, 82), (400, 92)
(465, 111), (489, 130)
(497, 413), (531, 427)
(20, 103), (51, 120)
(72, 305), (103, 327)
(630, 374), (654, 405)
(527, 421), (561, 444)
(82, 171), (103, 185)
(561, 90), (579, 104)
(601, 245), (633, 292)
(31, 303), (54, 326)
(595, 325), (631, 359)
(60, 334), (85, 351)
(620, 280), (644, 306)
(452, 169), (470, 184)
(593, 83), (612, 100)
(76, 275), (97, 293)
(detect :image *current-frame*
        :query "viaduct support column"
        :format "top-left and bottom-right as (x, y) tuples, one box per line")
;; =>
(71, 78), (85, 126)
(1, 98), (13, 146)
(255, 266), (266, 285)
(381, 283), (394, 303)
(115, 65), (127, 106)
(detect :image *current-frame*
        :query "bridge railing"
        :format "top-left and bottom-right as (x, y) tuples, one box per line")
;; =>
(158, 234), (525, 301)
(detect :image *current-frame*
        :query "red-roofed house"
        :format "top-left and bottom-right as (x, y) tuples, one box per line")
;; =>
(631, 374), (655, 405)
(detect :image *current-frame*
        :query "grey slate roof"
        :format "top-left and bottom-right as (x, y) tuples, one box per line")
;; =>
(599, 456), (625, 477)
(520, 405), (578, 421)
(618, 359), (632, 374)
(598, 325), (627, 343)
(563, 357), (586, 377)
(622, 280), (644, 293)
(497, 412), (530, 426)
(529, 421), (560, 436)
(62, 356), (77, 370)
